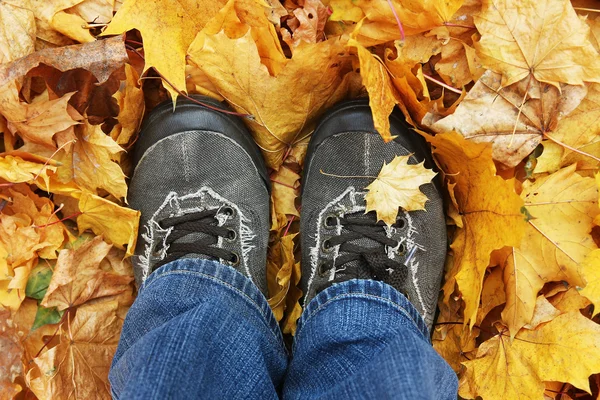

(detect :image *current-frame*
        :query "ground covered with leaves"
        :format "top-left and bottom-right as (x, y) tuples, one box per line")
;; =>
(0, 0), (599, 399)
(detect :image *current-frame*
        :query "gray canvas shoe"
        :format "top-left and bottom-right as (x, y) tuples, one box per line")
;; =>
(128, 96), (270, 296)
(300, 99), (447, 329)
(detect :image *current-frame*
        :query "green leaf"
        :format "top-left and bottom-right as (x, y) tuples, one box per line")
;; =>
(25, 261), (55, 300)
(31, 305), (63, 331)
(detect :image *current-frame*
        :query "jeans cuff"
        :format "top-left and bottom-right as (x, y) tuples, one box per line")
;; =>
(142, 259), (285, 349)
(298, 279), (430, 341)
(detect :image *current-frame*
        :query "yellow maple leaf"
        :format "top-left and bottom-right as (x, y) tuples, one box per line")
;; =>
(348, 39), (397, 142)
(364, 155), (437, 226)
(103, 0), (227, 99)
(581, 249), (600, 316)
(427, 131), (525, 326)
(332, 0), (464, 47)
(501, 164), (598, 337)
(474, 0), (600, 87)
(534, 83), (600, 174)
(188, 30), (352, 169)
(0, 155), (56, 188)
(110, 64), (145, 147)
(459, 312), (600, 400)
(42, 236), (133, 310)
(0, 86), (80, 147)
(76, 192), (140, 256)
(27, 299), (122, 400)
(57, 122), (128, 200)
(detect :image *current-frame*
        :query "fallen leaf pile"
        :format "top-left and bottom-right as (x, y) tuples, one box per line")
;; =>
(0, 0), (599, 398)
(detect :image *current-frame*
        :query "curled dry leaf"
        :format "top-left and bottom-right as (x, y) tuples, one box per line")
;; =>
(501, 164), (598, 337)
(332, 0), (464, 46)
(0, 87), (80, 148)
(267, 233), (302, 333)
(475, 0), (600, 87)
(427, 131), (525, 326)
(459, 312), (600, 400)
(56, 122), (127, 200)
(41, 236), (133, 310)
(365, 155), (437, 226)
(0, 35), (127, 87)
(76, 192), (140, 255)
(349, 39), (397, 142)
(110, 63), (145, 147)
(428, 71), (588, 168)
(103, 0), (228, 99)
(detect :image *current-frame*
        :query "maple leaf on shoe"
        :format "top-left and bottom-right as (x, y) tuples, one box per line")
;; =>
(365, 155), (437, 226)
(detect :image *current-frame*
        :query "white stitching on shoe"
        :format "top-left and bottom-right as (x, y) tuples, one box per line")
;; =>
(305, 186), (430, 323)
(137, 187), (255, 283)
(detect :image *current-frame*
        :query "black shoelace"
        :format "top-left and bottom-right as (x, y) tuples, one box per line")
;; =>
(320, 212), (408, 288)
(153, 209), (238, 270)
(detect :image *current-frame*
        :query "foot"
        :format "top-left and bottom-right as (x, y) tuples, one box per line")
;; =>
(128, 96), (270, 296)
(300, 99), (446, 329)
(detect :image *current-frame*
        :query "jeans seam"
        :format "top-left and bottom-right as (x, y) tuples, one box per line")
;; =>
(299, 292), (425, 340)
(142, 268), (288, 356)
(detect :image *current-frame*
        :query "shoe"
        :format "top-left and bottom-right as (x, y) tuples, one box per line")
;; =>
(300, 99), (446, 329)
(128, 96), (270, 295)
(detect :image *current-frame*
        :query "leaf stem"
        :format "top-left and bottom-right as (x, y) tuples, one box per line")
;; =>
(319, 169), (377, 179)
(543, 132), (600, 163)
(386, 0), (405, 41)
(422, 74), (463, 94)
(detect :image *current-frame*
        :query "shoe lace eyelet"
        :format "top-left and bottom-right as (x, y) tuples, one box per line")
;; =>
(321, 238), (333, 252)
(395, 216), (407, 229)
(323, 213), (338, 229)
(226, 229), (237, 241)
(398, 242), (406, 256)
(318, 262), (331, 277)
(229, 252), (240, 266)
(222, 206), (235, 218)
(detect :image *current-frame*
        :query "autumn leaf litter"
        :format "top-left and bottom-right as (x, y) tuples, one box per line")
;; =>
(0, 0), (600, 399)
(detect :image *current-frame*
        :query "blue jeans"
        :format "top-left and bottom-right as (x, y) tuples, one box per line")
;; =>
(109, 259), (457, 399)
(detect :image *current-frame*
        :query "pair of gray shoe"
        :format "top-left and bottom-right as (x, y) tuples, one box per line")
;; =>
(128, 97), (446, 330)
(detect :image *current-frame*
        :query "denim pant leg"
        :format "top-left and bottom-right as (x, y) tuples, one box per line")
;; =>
(109, 259), (288, 400)
(283, 280), (458, 400)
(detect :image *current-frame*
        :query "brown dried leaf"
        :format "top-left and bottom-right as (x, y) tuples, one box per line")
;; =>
(41, 236), (133, 310)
